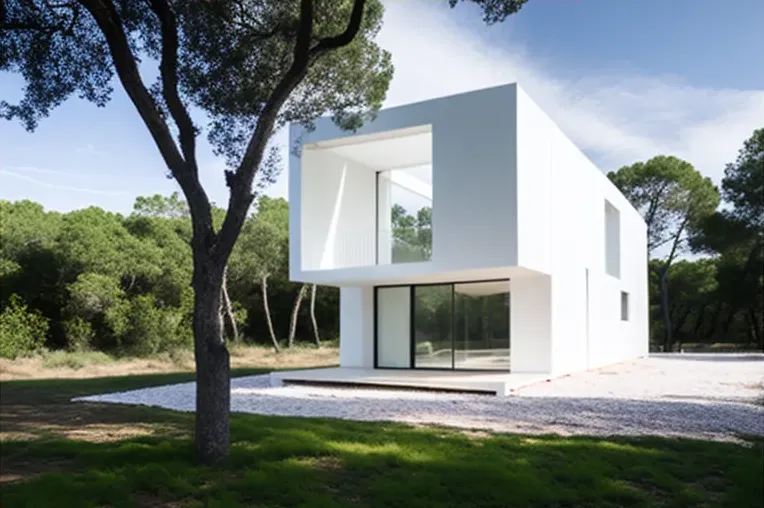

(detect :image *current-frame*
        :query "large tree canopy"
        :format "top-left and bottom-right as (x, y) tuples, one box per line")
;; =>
(608, 155), (719, 351)
(690, 128), (764, 349)
(608, 156), (719, 257)
(1, 0), (530, 464)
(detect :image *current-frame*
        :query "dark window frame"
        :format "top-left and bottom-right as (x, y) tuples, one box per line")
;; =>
(373, 278), (511, 372)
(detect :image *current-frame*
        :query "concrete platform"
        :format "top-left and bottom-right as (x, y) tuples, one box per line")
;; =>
(269, 367), (553, 396)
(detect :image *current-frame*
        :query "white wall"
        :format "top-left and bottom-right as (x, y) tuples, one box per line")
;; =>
(515, 87), (648, 376)
(339, 287), (375, 368)
(376, 172), (393, 265)
(515, 87), (552, 275)
(290, 84), (519, 286)
(510, 275), (552, 373)
(376, 287), (411, 368)
(300, 149), (377, 271)
(299, 83), (648, 377)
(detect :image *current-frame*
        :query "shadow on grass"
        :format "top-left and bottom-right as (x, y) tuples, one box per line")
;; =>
(1, 413), (762, 508)
(1, 370), (763, 508)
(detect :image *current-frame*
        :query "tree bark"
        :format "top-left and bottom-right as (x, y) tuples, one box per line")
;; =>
(691, 303), (707, 340)
(745, 309), (757, 347)
(660, 219), (688, 353)
(706, 301), (724, 339)
(221, 266), (238, 342)
(721, 307), (737, 337)
(261, 273), (280, 352)
(76, 0), (371, 467)
(192, 259), (230, 466)
(751, 307), (764, 350)
(660, 268), (672, 352)
(310, 284), (320, 347)
(288, 284), (307, 348)
(672, 306), (691, 343)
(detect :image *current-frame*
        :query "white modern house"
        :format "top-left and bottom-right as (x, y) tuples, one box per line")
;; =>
(276, 83), (648, 395)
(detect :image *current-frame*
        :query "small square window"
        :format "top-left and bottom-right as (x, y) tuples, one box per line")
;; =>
(620, 291), (629, 321)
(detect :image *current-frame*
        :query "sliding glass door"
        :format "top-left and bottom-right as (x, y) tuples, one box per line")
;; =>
(413, 284), (452, 368)
(454, 281), (510, 370)
(375, 280), (510, 371)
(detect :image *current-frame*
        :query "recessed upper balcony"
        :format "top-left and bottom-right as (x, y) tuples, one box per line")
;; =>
(299, 125), (433, 272)
(290, 84), (523, 286)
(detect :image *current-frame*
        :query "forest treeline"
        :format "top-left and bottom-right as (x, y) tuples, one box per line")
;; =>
(0, 194), (341, 358)
(1, 129), (762, 357)
(610, 128), (763, 351)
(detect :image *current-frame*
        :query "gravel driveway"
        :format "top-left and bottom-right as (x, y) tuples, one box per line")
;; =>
(76, 354), (764, 441)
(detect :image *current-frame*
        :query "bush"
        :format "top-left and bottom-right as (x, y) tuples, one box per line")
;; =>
(109, 295), (190, 356)
(63, 317), (96, 352)
(0, 294), (49, 359)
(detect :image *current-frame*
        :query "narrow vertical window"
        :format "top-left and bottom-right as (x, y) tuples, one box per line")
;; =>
(621, 291), (629, 321)
(605, 200), (621, 278)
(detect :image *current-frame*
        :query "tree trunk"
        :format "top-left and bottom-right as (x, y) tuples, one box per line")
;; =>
(706, 301), (724, 340)
(221, 266), (238, 342)
(672, 306), (691, 346)
(691, 304), (707, 341)
(261, 273), (280, 352)
(659, 219), (687, 353)
(751, 308), (764, 351)
(288, 284), (307, 348)
(744, 309), (757, 348)
(660, 269), (672, 352)
(310, 284), (320, 347)
(722, 307), (737, 337)
(192, 261), (230, 466)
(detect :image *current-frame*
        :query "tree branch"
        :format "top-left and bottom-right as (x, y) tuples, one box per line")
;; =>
(2, 0), (79, 34)
(148, 0), (198, 174)
(76, 0), (214, 249)
(644, 180), (671, 228)
(309, 0), (366, 56)
(662, 217), (689, 275)
(214, 0), (367, 263)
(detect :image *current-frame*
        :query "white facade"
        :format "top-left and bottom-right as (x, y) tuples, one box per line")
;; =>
(289, 83), (648, 380)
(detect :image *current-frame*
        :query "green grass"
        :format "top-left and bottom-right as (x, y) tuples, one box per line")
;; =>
(39, 350), (115, 370)
(1, 374), (762, 508)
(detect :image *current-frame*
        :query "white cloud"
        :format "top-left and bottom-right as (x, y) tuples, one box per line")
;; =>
(75, 143), (106, 157)
(357, 1), (762, 185)
(193, 1), (764, 205)
(0, 166), (127, 196)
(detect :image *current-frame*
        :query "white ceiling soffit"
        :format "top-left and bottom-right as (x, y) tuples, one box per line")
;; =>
(386, 171), (432, 200)
(454, 281), (510, 297)
(305, 125), (432, 171)
(306, 124), (431, 149)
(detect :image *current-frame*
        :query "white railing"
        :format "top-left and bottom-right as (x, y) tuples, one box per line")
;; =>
(317, 228), (432, 270)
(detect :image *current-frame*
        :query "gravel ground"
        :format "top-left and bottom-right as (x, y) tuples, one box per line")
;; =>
(76, 354), (764, 441)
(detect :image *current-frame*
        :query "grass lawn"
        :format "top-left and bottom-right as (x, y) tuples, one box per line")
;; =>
(1, 371), (762, 508)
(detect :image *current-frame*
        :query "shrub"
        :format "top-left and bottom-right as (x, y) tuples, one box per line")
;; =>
(0, 294), (48, 359)
(66, 272), (124, 319)
(63, 317), (96, 352)
(110, 295), (190, 356)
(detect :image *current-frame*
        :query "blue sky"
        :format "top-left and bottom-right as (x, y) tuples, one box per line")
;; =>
(1, 0), (763, 214)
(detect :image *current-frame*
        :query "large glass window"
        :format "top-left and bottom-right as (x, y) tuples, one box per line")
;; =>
(413, 284), (453, 369)
(377, 165), (432, 265)
(375, 280), (510, 371)
(454, 281), (510, 370)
